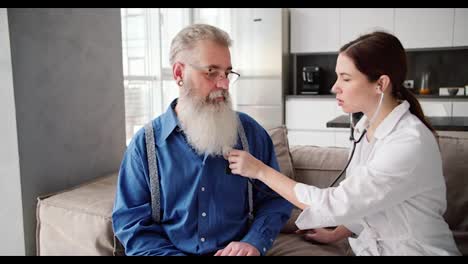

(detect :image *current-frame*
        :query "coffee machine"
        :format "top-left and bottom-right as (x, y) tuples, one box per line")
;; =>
(300, 66), (321, 94)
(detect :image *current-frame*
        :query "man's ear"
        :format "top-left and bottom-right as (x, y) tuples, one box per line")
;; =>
(173, 62), (184, 84)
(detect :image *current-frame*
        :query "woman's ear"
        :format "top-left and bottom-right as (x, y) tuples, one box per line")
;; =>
(377, 75), (391, 94)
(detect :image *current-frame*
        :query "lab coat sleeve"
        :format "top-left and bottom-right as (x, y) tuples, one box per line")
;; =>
(294, 129), (441, 230)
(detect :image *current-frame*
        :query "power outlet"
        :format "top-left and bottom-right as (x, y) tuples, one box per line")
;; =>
(403, 80), (414, 89)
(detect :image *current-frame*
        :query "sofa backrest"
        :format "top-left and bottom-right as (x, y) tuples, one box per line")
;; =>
(267, 125), (296, 180)
(290, 145), (348, 188)
(437, 135), (468, 254)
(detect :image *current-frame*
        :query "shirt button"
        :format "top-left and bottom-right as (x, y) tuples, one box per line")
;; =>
(202, 212), (207, 217)
(200, 237), (206, 242)
(201, 187), (205, 192)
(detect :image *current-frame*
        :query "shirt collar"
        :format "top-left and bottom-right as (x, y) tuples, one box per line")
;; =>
(355, 100), (410, 140)
(160, 98), (183, 142)
(354, 114), (368, 135)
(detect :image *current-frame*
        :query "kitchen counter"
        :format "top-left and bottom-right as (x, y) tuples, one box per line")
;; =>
(327, 115), (468, 131)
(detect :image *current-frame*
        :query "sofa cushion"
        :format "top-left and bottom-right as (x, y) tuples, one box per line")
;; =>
(268, 126), (296, 180)
(438, 135), (468, 255)
(36, 173), (118, 256)
(267, 233), (352, 256)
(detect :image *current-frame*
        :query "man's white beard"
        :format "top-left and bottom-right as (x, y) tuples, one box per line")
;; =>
(177, 88), (238, 157)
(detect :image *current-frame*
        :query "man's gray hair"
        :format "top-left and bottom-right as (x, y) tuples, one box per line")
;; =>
(169, 24), (232, 65)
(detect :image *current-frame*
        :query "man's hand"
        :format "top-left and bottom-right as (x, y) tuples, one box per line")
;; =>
(214, 241), (260, 256)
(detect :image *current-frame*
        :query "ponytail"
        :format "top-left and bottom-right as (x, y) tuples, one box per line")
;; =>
(398, 86), (436, 134)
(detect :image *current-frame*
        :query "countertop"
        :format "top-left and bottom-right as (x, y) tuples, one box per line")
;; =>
(327, 115), (468, 131)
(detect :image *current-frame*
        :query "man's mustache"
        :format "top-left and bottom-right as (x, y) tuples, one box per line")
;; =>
(206, 90), (229, 103)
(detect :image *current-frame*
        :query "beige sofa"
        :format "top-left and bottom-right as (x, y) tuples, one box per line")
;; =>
(36, 126), (468, 255)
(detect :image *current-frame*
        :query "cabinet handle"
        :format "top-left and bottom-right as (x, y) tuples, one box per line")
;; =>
(253, 18), (262, 22)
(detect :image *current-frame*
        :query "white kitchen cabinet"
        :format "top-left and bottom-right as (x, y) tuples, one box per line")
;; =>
(290, 8), (340, 53)
(286, 97), (337, 130)
(287, 130), (335, 147)
(420, 100), (452, 116)
(286, 97), (348, 147)
(335, 130), (352, 148)
(452, 101), (468, 117)
(334, 104), (351, 148)
(340, 8), (394, 46)
(395, 8), (454, 49)
(419, 99), (468, 118)
(290, 8), (461, 52)
(237, 105), (283, 130)
(454, 8), (468, 47)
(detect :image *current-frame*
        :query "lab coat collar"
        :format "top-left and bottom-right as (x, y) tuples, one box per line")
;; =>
(374, 100), (409, 139)
(354, 100), (410, 140)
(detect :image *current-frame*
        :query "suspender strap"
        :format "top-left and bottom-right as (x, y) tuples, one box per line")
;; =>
(144, 122), (161, 223)
(236, 115), (254, 222)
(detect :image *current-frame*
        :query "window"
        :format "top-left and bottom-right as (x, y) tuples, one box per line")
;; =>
(121, 8), (233, 144)
(121, 8), (192, 145)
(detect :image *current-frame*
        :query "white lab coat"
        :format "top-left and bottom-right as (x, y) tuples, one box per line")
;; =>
(294, 101), (461, 256)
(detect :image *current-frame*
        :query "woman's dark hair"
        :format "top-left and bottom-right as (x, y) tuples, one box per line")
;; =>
(340, 31), (435, 133)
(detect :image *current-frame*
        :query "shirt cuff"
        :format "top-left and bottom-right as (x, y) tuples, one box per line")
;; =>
(241, 229), (275, 256)
(343, 222), (364, 238)
(294, 183), (336, 230)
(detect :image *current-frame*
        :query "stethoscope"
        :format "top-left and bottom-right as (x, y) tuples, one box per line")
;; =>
(329, 91), (385, 187)
(248, 112), (370, 196)
(329, 113), (367, 187)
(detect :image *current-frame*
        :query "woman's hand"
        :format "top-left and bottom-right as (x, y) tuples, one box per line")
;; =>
(227, 149), (266, 179)
(295, 228), (338, 244)
(295, 225), (352, 244)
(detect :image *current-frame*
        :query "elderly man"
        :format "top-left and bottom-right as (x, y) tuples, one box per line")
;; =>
(112, 24), (292, 256)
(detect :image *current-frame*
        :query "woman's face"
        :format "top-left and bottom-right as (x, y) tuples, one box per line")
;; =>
(331, 53), (379, 114)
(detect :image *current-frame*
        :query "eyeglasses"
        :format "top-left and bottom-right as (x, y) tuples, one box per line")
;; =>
(187, 63), (240, 86)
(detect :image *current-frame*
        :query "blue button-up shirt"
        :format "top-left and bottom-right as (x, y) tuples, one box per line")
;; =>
(112, 99), (292, 256)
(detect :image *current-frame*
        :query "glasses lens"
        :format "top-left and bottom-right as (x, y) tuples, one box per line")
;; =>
(228, 72), (239, 85)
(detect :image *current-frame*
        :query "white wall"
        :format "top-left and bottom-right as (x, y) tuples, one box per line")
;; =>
(0, 8), (26, 255)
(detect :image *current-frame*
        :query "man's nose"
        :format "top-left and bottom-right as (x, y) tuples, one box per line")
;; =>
(216, 77), (229, 90)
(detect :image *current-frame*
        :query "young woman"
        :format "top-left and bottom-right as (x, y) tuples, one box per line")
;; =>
(227, 31), (460, 256)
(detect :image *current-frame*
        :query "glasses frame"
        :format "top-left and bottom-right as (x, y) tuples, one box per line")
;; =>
(186, 63), (240, 86)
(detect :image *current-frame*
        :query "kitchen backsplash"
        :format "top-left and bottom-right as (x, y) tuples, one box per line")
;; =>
(291, 48), (468, 95)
